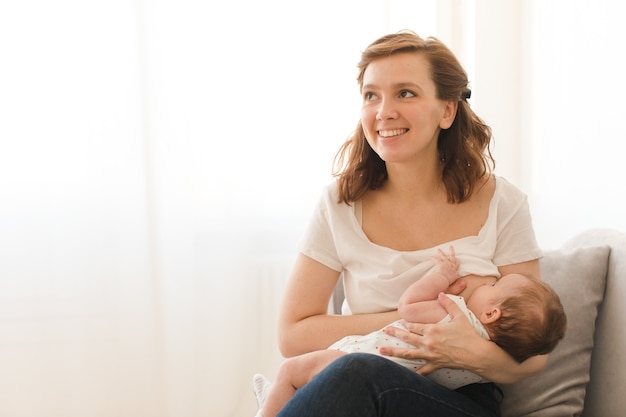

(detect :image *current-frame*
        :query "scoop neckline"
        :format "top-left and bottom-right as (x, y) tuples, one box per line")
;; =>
(351, 176), (499, 253)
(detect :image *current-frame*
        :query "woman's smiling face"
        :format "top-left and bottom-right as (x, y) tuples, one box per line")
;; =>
(360, 52), (456, 166)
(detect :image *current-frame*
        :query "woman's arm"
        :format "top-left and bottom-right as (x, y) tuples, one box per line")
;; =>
(277, 253), (400, 357)
(381, 259), (547, 384)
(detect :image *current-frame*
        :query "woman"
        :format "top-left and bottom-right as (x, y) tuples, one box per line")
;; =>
(275, 30), (546, 416)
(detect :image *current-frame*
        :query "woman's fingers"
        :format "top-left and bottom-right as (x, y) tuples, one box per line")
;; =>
(436, 292), (462, 318)
(380, 323), (426, 353)
(415, 361), (437, 375)
(380, 294), (473, 365)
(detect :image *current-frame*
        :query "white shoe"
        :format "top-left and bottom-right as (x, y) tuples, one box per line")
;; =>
(252, 373), (272, 408)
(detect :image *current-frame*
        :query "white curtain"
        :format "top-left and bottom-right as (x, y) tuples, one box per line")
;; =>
(524, 1), (626, 248)
(1, 1), (623, 416)
(0, 1), (437, 416)
(469, 0), (626, 249)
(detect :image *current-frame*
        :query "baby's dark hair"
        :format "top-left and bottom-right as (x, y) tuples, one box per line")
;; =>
(486, 278), (567, 363)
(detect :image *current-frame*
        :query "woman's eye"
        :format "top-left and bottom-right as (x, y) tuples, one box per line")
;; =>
(399, 90), (416, 98)
(363, 92), (377, 101)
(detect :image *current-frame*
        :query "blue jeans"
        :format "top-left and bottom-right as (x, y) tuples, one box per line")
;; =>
(277, 353), (502, 417)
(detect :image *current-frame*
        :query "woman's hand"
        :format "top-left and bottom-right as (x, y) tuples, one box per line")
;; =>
(379, 292), (548, 383)
(379, 292), (480, 375)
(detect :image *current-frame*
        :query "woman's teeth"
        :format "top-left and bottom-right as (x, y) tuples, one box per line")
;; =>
(378, 129), (408, 137)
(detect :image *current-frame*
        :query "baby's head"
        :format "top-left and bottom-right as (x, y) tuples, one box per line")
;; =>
(468, 273), (567, 363)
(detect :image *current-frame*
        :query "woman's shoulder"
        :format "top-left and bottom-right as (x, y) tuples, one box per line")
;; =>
(492, 175), (528, 205)
(473, 175), (530, 233)
(313, 180), (357, 220)
(488, 175), (536, 236)
(481, 174), (525, 196)
(317, 180), (341, 207)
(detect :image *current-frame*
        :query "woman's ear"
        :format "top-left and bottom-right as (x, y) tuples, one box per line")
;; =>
(481, 307), (502, 324)
(439, 100), (458, 130)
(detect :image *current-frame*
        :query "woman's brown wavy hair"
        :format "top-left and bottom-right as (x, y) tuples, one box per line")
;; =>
(332, 30), (494, 204)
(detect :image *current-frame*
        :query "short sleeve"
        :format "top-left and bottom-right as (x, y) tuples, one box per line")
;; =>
(492, 179), (542, 266)
(297, 185), (343, 272)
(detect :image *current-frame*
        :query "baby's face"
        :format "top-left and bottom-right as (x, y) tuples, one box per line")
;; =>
(466, 274), (530, 314)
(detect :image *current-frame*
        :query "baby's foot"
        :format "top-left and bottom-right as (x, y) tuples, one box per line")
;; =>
(252, 373), (272, 408)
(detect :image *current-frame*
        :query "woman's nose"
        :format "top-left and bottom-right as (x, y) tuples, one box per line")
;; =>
(376, 99), (399, 120)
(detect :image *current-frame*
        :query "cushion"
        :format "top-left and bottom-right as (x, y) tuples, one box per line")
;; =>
(499, 245), (609, 417)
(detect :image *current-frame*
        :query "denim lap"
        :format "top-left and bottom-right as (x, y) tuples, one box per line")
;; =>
(277, 353), (501, 417)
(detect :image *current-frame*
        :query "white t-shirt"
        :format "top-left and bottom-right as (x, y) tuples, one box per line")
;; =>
(298, 176), (542, 315)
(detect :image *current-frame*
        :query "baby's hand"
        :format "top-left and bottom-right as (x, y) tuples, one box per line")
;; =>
(432, 246), (460, 285)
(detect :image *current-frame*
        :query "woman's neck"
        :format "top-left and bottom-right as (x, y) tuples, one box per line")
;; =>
(382, 162), (445, 204)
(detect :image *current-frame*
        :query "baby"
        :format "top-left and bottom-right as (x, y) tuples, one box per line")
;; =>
(252, 247), (567, 417)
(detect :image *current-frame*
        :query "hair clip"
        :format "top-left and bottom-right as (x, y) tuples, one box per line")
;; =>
(461, 89), (472, 100)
